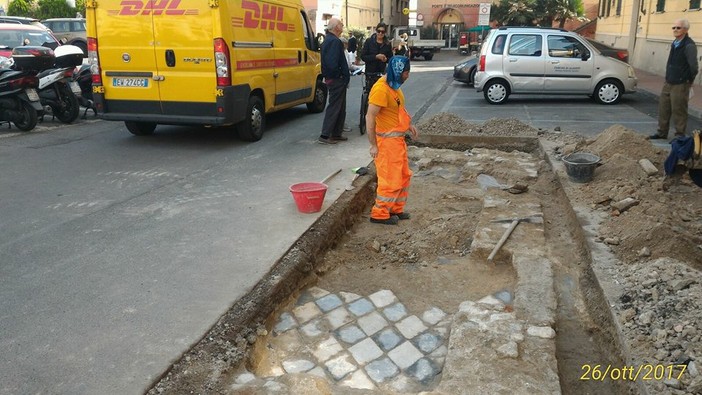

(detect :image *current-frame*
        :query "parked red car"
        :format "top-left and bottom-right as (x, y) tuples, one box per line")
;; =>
(0, 24), (61, 59)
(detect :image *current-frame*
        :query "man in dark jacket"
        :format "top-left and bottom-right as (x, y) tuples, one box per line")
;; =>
(651, 19), (699, 140)
(319, 17), (350, 144)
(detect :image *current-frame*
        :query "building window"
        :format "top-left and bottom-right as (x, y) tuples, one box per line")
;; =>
(606, 0), (612, 16)
(599, 0), (606, 16)
(616, 0), (622, 15)
(691, 0), (701, 9)
(656, 0), (665, 12)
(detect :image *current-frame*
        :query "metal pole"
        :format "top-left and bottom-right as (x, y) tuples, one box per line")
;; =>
(628, 0), (641, 62)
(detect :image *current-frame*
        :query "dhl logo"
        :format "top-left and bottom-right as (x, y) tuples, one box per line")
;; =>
(231, 0), (295, 32)
(107, 0), (199, 16)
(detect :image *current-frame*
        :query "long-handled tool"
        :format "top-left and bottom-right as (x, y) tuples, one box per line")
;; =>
(321, 168), (342, 185)
(346, 166), (369, 190)
(487, 214), (543, 263)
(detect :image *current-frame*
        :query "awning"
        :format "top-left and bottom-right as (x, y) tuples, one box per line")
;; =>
(467, 25), (491, 32)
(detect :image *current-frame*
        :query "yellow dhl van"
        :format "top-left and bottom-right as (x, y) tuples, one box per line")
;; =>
(85, 0), (326, 141)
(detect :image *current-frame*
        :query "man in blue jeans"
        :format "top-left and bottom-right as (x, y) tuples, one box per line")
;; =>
(319, 17), (350, 144)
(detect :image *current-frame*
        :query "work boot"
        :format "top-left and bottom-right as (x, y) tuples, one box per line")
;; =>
(648, 133), (667, 140)
(330, 135), (348, 141)
(370, 215), (399, 225)
(391, 212), (411, 220)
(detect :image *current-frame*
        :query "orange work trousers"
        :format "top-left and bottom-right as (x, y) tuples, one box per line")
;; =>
(371, 134), (412, 220)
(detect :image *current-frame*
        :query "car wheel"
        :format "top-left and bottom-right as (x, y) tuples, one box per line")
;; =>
(306, 79), (327, 113)
(424, 54), (433, 61)
(469, 67), (477, 86)
(483, 79), (510, 104)
(125, 121), (156, 136)
(237, 96), (265, 142)
(594, 79), (623, 104)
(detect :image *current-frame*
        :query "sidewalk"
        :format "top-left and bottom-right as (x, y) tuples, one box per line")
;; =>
(634, 67), (702, 119)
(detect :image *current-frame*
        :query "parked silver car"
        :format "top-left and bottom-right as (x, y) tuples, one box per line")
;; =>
(474, 27), (637, 105)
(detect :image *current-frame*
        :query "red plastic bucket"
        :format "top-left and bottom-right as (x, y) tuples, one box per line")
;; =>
(289, 182), (328, 213)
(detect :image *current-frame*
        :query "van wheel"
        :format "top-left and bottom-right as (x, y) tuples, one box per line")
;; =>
(483, 79), (510, 104)
(424, 54), (433, 61)
(594, 79), (623, 104)
(237, 96), (265, 142)
(125, 121), (156, 136)
(306, 80), (327, 113)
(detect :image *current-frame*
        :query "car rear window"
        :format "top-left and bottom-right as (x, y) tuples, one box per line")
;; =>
(0, 29), (58, 49)
(491, 35), (506, 54)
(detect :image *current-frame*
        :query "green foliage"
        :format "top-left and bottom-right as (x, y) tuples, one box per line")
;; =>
(8, 0), (34, 17)
(494, 0), (586, 27)
(36, 0), (74, 19)
(346, 27), (366, 42)
(75, 0), (86, 16)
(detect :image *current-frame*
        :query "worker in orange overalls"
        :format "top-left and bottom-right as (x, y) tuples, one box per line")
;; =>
(365, 56), (418, 225)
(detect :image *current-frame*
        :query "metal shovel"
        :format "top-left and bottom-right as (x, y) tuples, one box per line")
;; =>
(346, 166), (369, 190)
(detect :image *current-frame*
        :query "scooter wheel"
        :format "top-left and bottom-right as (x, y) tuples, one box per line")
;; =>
(13, 101), (39, 131)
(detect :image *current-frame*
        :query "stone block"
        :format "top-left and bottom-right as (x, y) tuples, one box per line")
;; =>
(326, 306), (353, 329)
(373, 328), (403, 351)
(347, 298), (375, 317)
(324, 353), (358, 381)
(293, 302), (322, 324)
(313, 336), (343, 363)
(396, 315), (428, 339)
(349, 338), (384, 365)
(421, 307), (447, 325)
(365, 357), (400, 383)
(383, 303), (408, 322)
(315, 293), (343, 312)
(369, 289), (398, 308)
(337, 324), (367, 344)
(357, 311), (388, 336)
(388, 341), (423, 370)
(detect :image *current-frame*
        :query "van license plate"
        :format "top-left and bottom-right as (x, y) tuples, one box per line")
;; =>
(112, 78), (148, 88)
(25, 88), (39, 102)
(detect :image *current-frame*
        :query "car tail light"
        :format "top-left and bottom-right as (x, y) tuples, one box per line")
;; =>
(88, 37), (101, 84)
(479, 55), (486, 72)
(214, 38), (231, 86)
(617, 51), (628, 62)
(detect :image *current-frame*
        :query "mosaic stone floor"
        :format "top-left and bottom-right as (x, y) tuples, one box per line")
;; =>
(242, 287), (453, 392)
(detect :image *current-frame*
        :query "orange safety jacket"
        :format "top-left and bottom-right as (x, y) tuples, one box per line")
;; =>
(370, 84), (413, 220)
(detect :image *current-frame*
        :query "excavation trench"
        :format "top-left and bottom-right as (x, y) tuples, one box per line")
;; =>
(148, 136), (633, 394)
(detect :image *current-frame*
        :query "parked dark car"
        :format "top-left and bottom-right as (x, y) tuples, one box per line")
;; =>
(453, 56), (478, 85)
(585, 38), (629, 63)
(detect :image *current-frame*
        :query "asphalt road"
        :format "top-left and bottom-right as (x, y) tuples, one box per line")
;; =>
(0, 51), (685, 394)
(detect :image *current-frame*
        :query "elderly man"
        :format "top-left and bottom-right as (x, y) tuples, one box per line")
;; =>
(650, 19), (699, 140)
(318, 17), (350, 144)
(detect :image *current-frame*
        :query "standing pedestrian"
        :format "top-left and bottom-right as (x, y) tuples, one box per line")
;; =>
(348, 34), (357, 56)
(650, 19), (699, 140)
(319, 18), (350, 144)
(365, 56), (418, 225)
(360, 22), (393, 75)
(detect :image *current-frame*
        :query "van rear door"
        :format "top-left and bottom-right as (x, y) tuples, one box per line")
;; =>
(94, 1), (214, 115)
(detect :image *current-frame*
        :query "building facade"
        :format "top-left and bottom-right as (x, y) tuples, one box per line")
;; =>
(596, 0), (702, 81)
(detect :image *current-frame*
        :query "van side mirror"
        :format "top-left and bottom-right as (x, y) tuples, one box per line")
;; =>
(581, 51), (590, 61)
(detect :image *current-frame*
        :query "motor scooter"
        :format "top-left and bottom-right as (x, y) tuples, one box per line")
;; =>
(72, 63), (96, 119)
(36, 45), (83, 124)
(0, 53), (43, 132)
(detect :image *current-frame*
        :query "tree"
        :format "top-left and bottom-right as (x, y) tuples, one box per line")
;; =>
(553, 0), (586, 28)
(36, 0), (74, 19)
(75, 0), (86, 16)
(492, 0), (537, 26)
(8, 0), (34, 17)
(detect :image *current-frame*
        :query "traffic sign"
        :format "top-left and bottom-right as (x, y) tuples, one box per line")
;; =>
(479, 2), (491, 26)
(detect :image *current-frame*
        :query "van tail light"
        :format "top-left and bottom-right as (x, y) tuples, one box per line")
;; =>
(214, 38), (231, 86)
(617, 51), (628, 62)
(479, 55), (486, 72)
(88, 37), (102, 84)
